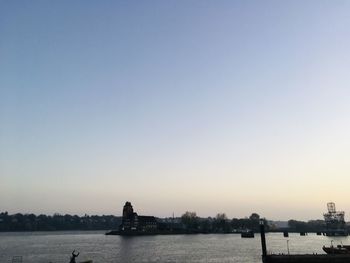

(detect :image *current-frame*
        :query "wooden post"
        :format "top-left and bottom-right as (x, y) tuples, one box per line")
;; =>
(260, 219), (267, 261)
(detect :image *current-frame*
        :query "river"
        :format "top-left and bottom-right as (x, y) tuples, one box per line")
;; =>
(0, 231), (348, 262)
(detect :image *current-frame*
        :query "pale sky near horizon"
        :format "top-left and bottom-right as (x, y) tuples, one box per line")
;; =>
(1, 1), (350, 221)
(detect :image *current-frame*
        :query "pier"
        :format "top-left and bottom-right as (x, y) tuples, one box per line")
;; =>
(264, 254), (350, 263)
(259, 220), (350, 263)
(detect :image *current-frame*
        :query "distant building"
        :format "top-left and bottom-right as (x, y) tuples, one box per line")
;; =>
(119, 201), (157, 233)
(323, 202), (347, 236)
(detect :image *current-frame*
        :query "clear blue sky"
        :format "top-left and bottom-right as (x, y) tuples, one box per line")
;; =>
(1, 1), (350, 220)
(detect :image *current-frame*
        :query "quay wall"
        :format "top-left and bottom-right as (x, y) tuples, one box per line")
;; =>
(264, 254), (350, 263)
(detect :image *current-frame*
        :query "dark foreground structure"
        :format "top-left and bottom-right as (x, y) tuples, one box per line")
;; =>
(264, 254), (350, 263)
(260, 220), (350, 263)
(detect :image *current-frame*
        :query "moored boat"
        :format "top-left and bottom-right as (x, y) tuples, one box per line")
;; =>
(323, 245), (350, 254)
(241, 230), (254, 238)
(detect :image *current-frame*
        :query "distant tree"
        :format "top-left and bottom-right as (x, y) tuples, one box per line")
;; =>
(213, 213), (231, 233)
(216, 213), (227, 220)
(229, 213), (264, 232)
(287, 219), (325, 232)
(181, 211), (199, 231)
(199, 218), (212, 233)
(249, 213), (260, 221)
(248, 213), (261, 231)
(288, 220), (308, 232)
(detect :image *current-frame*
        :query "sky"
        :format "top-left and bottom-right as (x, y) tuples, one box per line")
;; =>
(1, 1), (350, 221)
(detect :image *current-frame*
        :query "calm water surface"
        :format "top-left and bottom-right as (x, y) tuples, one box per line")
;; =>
(0, 231), (348, 263)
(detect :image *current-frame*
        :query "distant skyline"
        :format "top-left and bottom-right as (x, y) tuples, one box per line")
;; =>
(1, 1), (350, 221)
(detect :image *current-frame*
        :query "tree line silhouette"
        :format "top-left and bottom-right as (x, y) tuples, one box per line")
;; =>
(0, 212), (121, 231)
(180, 212), (266, 233)
(0, 211), (267, 232)
(0, 211), (334, 233)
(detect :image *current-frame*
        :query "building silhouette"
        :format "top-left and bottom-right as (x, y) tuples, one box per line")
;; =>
(119, 201), (157, 233)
